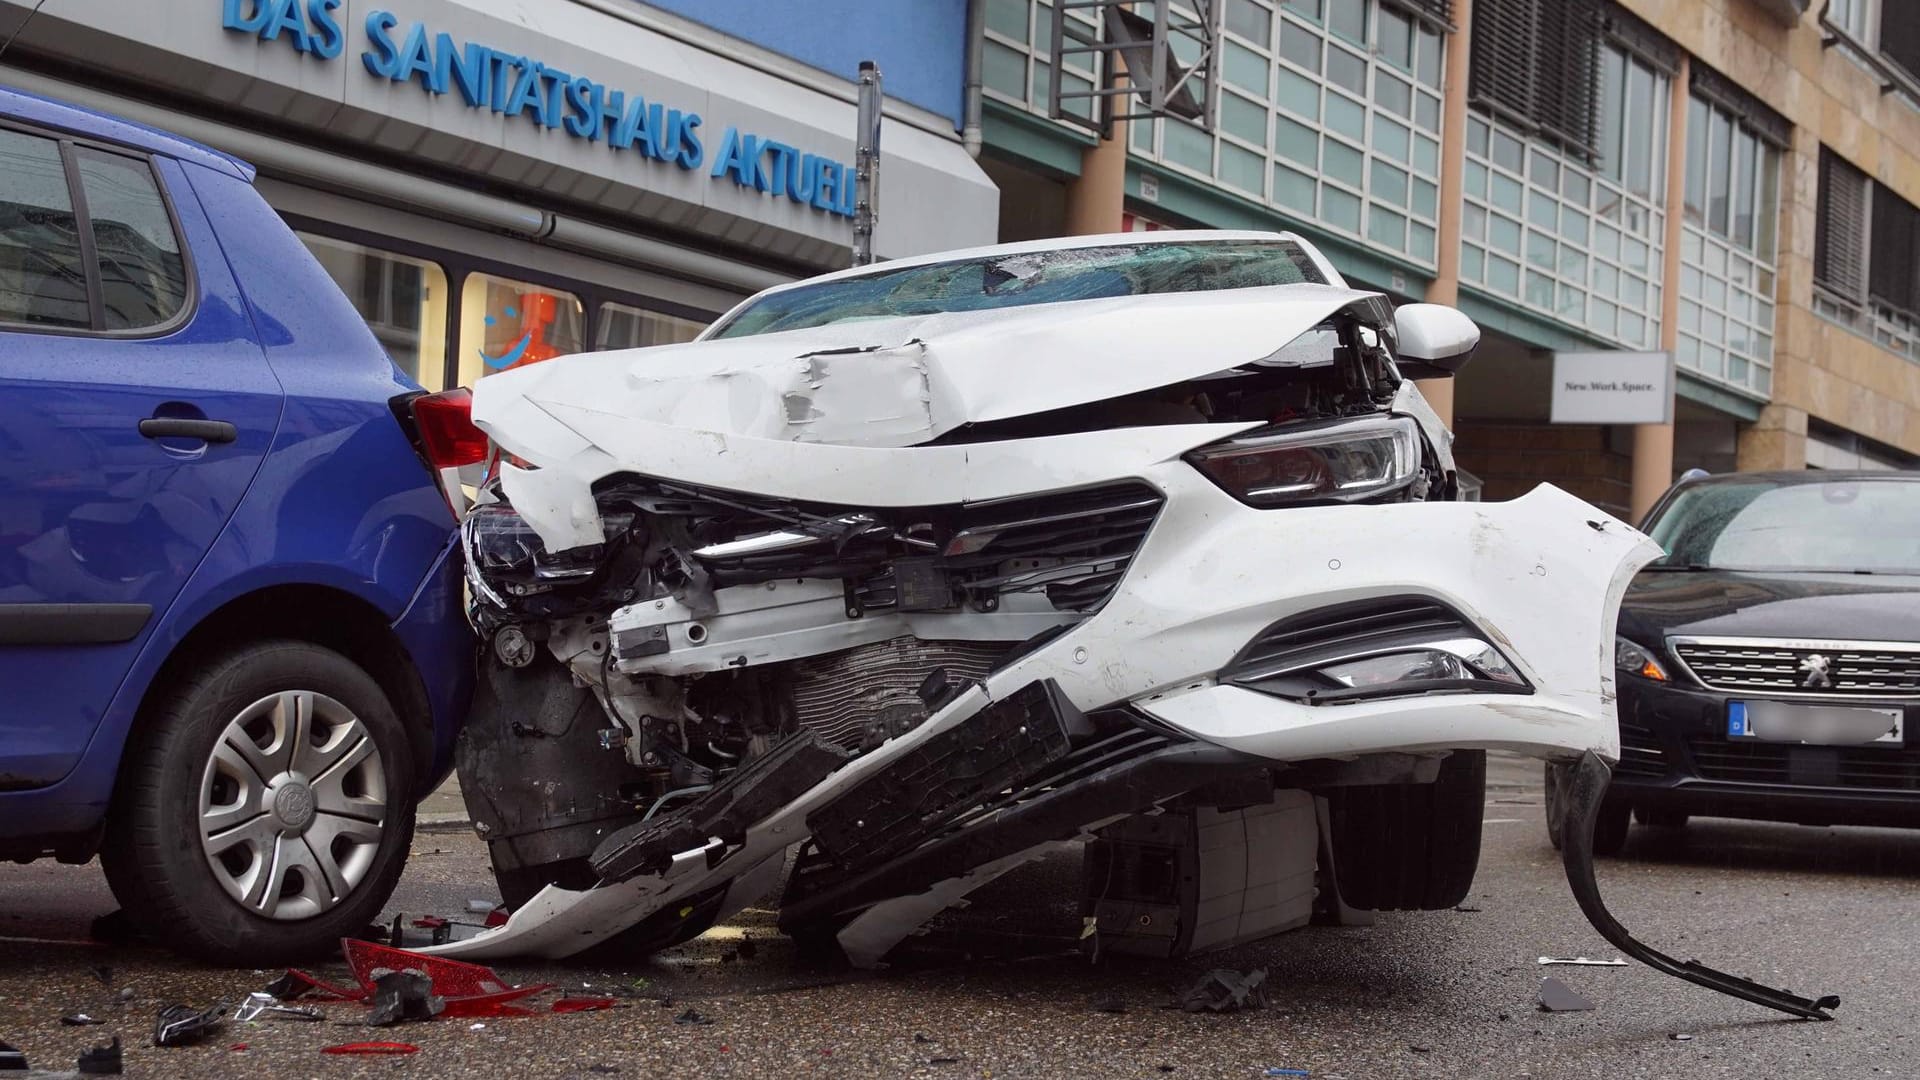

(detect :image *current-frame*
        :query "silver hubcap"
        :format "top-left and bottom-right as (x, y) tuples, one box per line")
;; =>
(198, 691), (387, 921)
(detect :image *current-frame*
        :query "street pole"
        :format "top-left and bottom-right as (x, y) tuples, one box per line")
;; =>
(852, 60), (882, 267)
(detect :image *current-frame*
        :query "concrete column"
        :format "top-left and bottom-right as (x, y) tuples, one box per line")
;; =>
(1736, 404), (1809, 470)
(1630, 54), (1691, 524)
(1417, 0), (1472, 429)
(1064, 121), (1128, 235)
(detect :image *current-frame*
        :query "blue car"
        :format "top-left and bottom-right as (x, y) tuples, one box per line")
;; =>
(0, 86), (477, 962)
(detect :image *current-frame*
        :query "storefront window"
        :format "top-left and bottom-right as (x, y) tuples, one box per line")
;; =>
(456, 273), (584, 386)
(595, 301), (706, 350)
(300, 234), (449, 390)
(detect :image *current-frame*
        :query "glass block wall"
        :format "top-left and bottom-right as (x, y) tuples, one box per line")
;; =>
(1459, 42), (1670, 352)
(1677, 93), (1780, 397)
(981, 0), (1101, 125)
(981, 0), (1446, 272)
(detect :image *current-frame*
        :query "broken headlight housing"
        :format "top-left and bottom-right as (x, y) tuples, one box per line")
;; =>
(463, 501), (622, 603)
(1185, 415), (1419, 506)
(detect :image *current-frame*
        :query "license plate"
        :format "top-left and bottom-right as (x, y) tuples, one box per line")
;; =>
(1728, 701), (1904, 746)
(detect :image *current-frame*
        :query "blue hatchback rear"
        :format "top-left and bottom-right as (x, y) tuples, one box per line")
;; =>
(0, 85), (473, 962)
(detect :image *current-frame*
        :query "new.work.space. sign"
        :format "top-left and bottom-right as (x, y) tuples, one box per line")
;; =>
(1549, 351), (1674, 425)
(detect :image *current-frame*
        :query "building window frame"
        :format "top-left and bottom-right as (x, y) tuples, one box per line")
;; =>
(1459, 38), (1669, 351)
(284, 213), (719, 389)
(1676, 89), (1783, 398)
(1813, 147), (1920, 364)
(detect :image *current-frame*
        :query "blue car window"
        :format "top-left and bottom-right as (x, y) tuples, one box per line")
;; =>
(71, 146), (188, 331)
(0, 128), (90, 329)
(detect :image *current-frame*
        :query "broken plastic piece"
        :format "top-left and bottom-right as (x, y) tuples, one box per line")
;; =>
(1553, 751), (1840, 1020)
(552, 998), (618, 1013)
(233, 992), (325, 1022)
(673, 1007), (714, 1026)
(342, 939), (532, 998)
(153, 1003), (227, 1047)
(467, 900), (497, 913)
(365, 971), (445, 1027)
(439, 986), (547, 1018)
(264, 969), (367, 1003)
(61, 1013), (106, 1026)
(77, 1036), (121, 1076)
(0, 1041), (26, 1071)
(1264, 1070), (1311, 1078)
(322, 1042), (420, 1055)
(1537, 956), (1627, 967)
(1536, 977), (1595, 1013)
(1177, 968), (1268, 1014)
(229, 1044), (248, 1052)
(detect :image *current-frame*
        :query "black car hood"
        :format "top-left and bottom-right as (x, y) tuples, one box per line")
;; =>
(1619, 569), (1920, 646)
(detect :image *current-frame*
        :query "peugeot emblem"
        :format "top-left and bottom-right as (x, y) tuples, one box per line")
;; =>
(1798, 653), (1834, 689)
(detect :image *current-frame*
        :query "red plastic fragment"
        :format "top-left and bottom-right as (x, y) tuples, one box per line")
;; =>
(440, 985), (551, 1017)
(552, 997), (618, 1013)
(342, 938), (523, 996)
(322, 1042), (420, 1056)
(485, 908), (509, 928)
(229, 1044), (248, 1052)
(411, 916), (449, 929)
(271, 968), (368, 1002)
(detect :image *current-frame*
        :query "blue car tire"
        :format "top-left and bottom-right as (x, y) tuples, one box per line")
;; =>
(100, 641), (417, 963)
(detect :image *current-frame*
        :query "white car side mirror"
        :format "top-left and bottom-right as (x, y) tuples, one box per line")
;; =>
(1393, 303), (1480, 378)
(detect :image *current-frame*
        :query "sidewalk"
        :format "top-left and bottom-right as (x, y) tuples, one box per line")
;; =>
(416, 773), (471, 830)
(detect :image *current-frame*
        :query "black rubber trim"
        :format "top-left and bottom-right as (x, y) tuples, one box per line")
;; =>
(1553, 750), (1840, 1021)
(0, 603), (152, 645)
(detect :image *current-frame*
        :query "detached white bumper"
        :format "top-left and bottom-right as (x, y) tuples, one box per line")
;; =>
(983, 480), (1661, 765)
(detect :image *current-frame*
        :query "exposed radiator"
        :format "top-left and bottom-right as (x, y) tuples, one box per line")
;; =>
(789, 638), (1007, 750)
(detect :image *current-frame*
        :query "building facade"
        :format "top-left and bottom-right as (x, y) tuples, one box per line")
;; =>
(976, 0), (1920, 518)
(0, 0), (997, 393)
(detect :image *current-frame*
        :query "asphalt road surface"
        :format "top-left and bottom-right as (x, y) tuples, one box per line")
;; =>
(2, 754), (1916, 1078)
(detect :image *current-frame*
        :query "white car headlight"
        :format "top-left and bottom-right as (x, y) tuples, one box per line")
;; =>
(1186, 415), (1419, 507)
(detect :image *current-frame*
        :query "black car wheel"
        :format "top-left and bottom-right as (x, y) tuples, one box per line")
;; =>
(101, 641), (416, 964)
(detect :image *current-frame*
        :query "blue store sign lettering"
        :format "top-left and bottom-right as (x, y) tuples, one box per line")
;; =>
(222, 0), (857, 217)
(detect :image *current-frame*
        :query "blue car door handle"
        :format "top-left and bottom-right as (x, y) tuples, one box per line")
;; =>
(139, 417), (238, 444)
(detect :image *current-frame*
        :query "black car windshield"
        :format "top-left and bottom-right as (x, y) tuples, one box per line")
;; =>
(706, 240), (1326, 339)
(1647, 477), (1920, 573)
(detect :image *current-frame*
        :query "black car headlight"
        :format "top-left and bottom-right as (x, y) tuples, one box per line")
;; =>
(1186, 415), (1419, 507)
(1615, 635), (1670, 682)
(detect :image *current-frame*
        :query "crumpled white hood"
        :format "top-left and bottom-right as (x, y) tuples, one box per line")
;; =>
(472, 283), (1379, 452)
(469, 283), (1387, 550)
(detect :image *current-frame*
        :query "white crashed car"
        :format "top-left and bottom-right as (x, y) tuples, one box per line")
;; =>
(423, 231), (1831, 1020)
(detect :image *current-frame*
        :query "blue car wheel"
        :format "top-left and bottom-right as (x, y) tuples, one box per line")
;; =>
(100, 641), (417, 963)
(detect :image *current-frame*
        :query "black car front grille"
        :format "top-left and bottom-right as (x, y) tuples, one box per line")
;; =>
(1672, 639), (1920, 698)
(1686, 737), (1920, 792)
(1615, 720), (1666, 778)
(939, 483), (1163, 612)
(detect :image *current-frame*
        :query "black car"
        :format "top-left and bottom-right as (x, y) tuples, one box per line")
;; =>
(1566, 469), (1920, 854)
